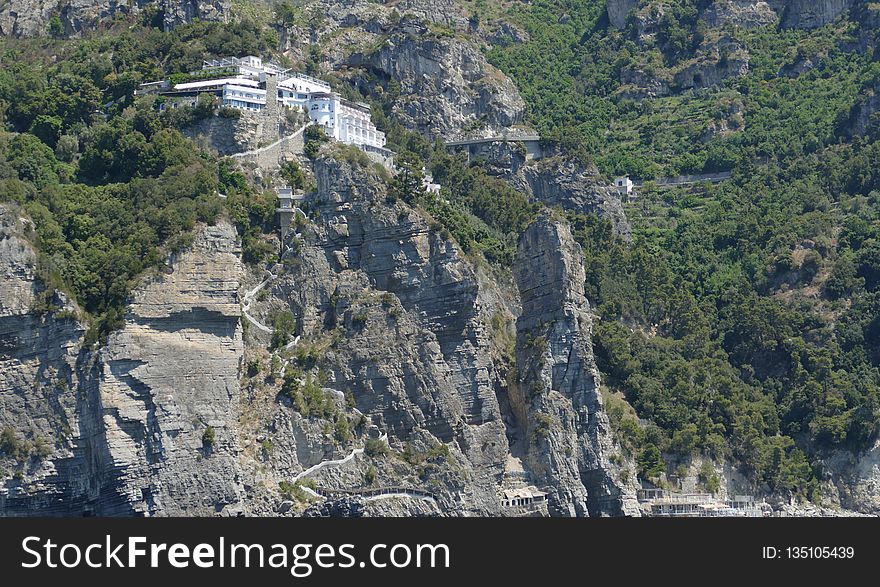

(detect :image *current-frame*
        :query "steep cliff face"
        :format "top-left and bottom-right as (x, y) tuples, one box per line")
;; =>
(511, 212), (640, 516)
(825, 442), (880, 515)
(467, 141), (632, 239)
(0, 204), (90, 515)
(392, 0), (472, 31)
(247, 151), (514, 514)
(348, 21), (525, 140)
(95, 220), (245, 516)
(703, 1), (780, 28)
(1, 215), (246, 516)
(0, 0), (229, 37)
(161, 0), (231, 31)
(840, 79), (880, 139)
(777, 0), (856, 29)
(607, 0), (858, 33)
(522, 158), (632, 240)
(607, 0), (640, 30)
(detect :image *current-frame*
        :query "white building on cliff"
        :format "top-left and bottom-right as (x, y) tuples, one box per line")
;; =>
(140, 55), (387, 152)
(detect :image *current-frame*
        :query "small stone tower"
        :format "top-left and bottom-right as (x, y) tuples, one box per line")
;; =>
(277, 186), (296, 242)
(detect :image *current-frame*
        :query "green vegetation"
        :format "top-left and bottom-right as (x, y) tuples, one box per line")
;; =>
(279, 478), (317, 503)
(270, 309), (296, 349)
(303, 124), (329, 159)
(0, 17), (282, 340)
(364, 438), (389, 458)
(202, 426), (216, 448)
(365, 465), (377, 485)
(280, 158), (306, 190)
(0, 427), (51, 463)
(472, 1), (880, 496)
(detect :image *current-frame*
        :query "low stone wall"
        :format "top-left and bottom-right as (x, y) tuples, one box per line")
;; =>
(184, 111), (265, 155)
(230, 124), (308, 169)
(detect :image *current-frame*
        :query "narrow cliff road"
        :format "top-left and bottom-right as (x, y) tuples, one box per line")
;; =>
(230, 122), (311, 161)
(241, 271), (276, 334)
(241, 228), (437, 508)
(290, 435), (439, 505)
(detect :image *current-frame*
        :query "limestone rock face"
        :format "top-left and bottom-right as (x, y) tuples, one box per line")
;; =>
(0, 205), (89, 515)
(183, 112), (266, 155)
(703, 1), (780, 28)
(777, 0), (856, 29)
(96, 220), (245, 516)
(161, 0), (231, 31)
(1, 216), (246, 516)
(522, 158), (632, 240)
(465, 141), (631, 239)
(841, 79), (880, 138)
(259, 153), (513, 514)
(349, 24), (525, 140)
(607, 0), (857, 35)
(511, 212), (640, 516)
(0, 0), (229, 37)
(392, 0), (472, 31)
(673, 37), (750, 91)
(823, 441), (880, 515)
(607, 0), (640, 30)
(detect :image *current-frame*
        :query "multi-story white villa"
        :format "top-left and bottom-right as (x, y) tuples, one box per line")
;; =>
(139, 55), (387, 151)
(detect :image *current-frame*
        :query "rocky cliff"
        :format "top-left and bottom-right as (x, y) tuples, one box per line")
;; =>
(1, 214), (246, 516)
(347, 19), (525, 140)
(777, 0), (857, 29)
(245, 150), (515, 514)
(511, 211), (640, 516)
(608, 0), (860, 32)
(607, 0), (640, 30)
(0, 0), (230, 37)
(465, 141), (632, 238)
(94, 220), (246, 516)
(0, 204), (89, 514)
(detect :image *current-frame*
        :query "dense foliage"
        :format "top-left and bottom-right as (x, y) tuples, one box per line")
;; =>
(478, 0), (880, 493)
(0, 18), (281, 339)
(1, 1), (878, 499)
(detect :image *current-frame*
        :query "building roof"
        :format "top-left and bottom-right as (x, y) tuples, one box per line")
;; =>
(502, 486), (548, 501)
(174, 77), (258, 91)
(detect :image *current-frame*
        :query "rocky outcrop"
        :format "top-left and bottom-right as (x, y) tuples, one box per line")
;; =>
(250, 151), (515, 514)
(463, 141), (631, 239)
(839, 78), (880, 139)
(0, 204), (89, 515)
(184, 111), (268, 155)
(348, 21), (525, 140)
(673, 36), (750, 92)
(608, 0), (857, 34)
(161, 0), (231, 31)
(703, 1), (779, 28)
(777, 0), (856, 29)
(1, 215), (246, 516)
(0, 0), (230, 37)
(824, 441), (880, 514)
(522, 158), (632, 240)
(607, 0), (640, 30)
(511, 212), (639, 516)
(392, 0), (472, 31)
(620, 33), (750, 98)
(95, 220), (245, 516)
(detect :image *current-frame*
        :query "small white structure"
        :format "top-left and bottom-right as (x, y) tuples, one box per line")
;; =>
(422, 168), (441, 194)
(614, 176), (634, 195)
